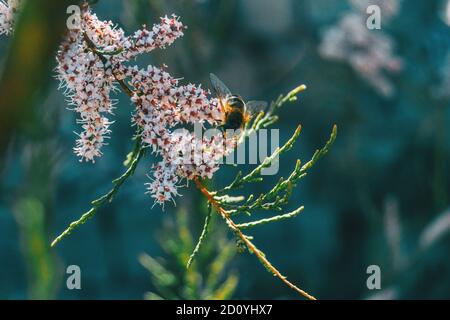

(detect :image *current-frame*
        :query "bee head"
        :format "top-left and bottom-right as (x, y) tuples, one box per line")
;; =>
(226, 95), (245, 111)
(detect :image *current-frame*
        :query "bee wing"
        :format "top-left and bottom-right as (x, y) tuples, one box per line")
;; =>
(210, 73), (232, 98)
(246, 100), (268, 114)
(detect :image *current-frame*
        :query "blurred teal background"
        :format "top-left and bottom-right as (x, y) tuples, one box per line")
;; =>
(1, 0), (450, 299)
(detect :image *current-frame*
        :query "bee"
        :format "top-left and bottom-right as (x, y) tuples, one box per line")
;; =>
(210, 73), (267, 132)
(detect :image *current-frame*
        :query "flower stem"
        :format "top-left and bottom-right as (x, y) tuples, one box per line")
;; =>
(193, 177), (317, 300)
(83, 33), (134, 97)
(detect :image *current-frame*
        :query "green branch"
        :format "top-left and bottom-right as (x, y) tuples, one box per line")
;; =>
(186, 205), (212, 268)
(51, 139), (144, 247)
(218, 125), (302, 194)
(300, 124), (337, 173)
(236, 206), (304, 230)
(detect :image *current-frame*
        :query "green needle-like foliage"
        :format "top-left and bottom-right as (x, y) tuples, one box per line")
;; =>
(140, 209), (238, 300)
(215, 124), (337, 216)
(186, 205), (213, 269)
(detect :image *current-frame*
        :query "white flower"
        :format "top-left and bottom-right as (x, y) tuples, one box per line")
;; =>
(146, 162), (180, 207)
(121, 15), (184, 60)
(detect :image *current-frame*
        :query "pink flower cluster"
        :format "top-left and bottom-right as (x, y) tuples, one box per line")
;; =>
(58, 8), (235, 205)
(125, 65), (234, 205)
(56, 11), (124, 162)
(2, 4), (235, 206)
(147, 129), (235, 206)
(55, 9), (188, 163)
(0, 0), (20, 35)
(120, 15), (184, 60)
(319, 0), (403, 97)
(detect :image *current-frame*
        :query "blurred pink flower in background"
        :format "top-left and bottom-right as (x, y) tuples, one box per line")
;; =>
(319, 0), (403, 97)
